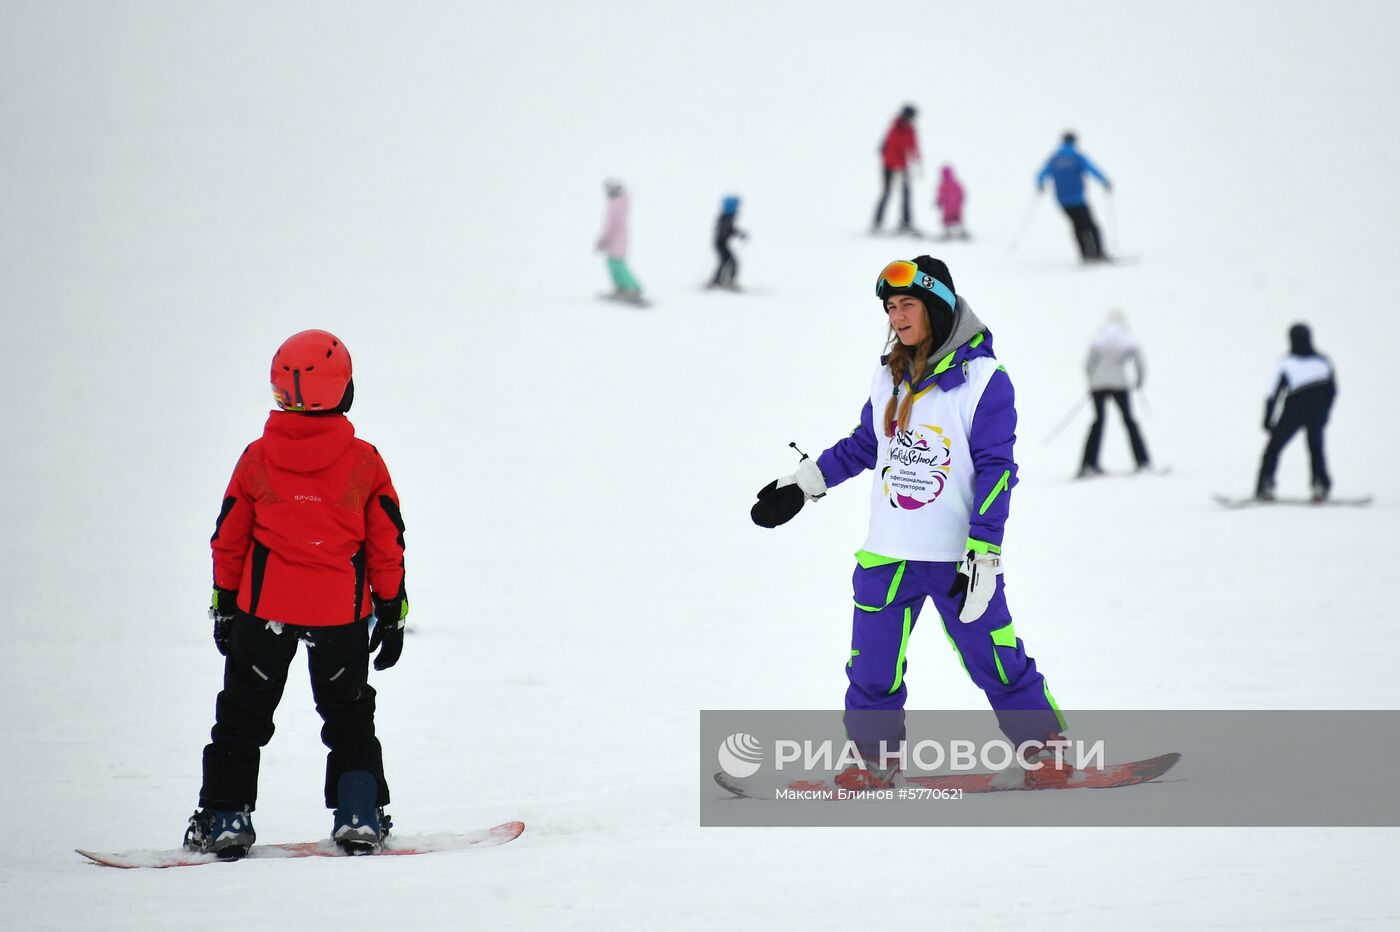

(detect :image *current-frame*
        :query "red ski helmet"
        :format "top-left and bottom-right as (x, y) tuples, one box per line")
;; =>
(270, 330), (352, 412)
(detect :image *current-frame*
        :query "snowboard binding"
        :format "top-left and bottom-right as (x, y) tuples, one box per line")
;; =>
(183, 807), (256, 860)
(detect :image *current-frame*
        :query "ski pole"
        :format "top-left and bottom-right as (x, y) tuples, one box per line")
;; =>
(1134, 385), (1152, 419)
(1008, 190), (1041, 253)
(1042, 396), (1089, 447)
(1104, 188), (1119, 254)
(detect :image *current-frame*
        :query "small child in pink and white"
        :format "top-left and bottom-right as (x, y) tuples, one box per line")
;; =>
(935, 165), (968, 241)
(595, 180), (646, 305)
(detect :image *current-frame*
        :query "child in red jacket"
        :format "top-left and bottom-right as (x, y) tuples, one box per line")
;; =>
(185, 329), (409, 859)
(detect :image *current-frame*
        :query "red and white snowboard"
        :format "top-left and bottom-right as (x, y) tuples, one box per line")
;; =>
(715, 753), (1180, 798)
(76, 820), (524, 869)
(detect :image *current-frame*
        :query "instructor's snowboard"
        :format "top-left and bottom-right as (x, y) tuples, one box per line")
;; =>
(77, 820), (524, 869)
(715, 753), (1180, 799)
(1213, 494), (1372, 509)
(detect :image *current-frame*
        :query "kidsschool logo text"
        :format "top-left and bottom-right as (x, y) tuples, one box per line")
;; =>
(701, 709), (1400, 828)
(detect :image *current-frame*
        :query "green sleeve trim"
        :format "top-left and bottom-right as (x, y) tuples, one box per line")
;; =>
(996, 364), (1007, 373)
(854, 549), (902, 569)
(977, 469), (1011, 516)
(965, 538), (1002, 555)
(847, 649), (860, 669)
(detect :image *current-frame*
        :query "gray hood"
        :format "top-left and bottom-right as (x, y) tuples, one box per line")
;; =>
(930, 295), (986, 361)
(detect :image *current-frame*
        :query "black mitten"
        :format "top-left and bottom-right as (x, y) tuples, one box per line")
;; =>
(750, 480), (807, 528)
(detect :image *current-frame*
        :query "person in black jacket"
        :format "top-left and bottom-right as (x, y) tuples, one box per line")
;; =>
(1256, 323), (1336, 501)
(708, 195), (747, 290)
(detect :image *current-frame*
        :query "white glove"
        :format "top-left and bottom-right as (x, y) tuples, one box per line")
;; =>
(777, 458), (827, 500)
(955, 550), (1002, 623)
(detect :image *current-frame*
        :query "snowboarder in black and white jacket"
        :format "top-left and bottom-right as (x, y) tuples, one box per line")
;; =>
(1256, 323), (1336, 501)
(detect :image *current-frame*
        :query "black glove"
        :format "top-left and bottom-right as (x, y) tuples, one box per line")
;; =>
(369, 592), (409, 671)
(209, 588), (239, 656)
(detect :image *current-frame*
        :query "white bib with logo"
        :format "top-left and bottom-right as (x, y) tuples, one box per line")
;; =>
(862, 357), (1000, 562)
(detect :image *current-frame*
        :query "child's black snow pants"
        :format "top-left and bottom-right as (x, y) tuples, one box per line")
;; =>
(200, 614), (389, 811)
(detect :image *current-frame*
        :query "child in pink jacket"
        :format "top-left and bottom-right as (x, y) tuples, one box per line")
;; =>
(596, 180), (645, 304)
(935, 166), (968, 240)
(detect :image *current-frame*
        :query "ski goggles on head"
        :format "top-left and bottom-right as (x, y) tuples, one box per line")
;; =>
(875, 260), (956, 311)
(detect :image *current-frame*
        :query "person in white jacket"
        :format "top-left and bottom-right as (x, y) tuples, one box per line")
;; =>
(1078, 311), (1151, 477)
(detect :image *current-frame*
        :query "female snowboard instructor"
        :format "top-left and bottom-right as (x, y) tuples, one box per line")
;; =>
(751, 256), (1065, 789)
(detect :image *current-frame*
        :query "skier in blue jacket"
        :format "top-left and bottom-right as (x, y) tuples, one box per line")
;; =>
(1037, 132), (1112, 262)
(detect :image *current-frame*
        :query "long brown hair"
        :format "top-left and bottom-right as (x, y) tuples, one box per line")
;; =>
(881, 303), (934, 438)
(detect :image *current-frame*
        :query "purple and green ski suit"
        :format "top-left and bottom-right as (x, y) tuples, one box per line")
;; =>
(814, 299), (1064, 757)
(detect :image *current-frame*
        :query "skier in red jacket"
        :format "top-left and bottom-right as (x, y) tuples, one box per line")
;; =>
(184, 329), (409, 860)
(872, 104), (921, 235)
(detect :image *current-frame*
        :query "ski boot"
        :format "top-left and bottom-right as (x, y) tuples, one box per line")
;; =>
(332, 771), (391, 855)
(183, 807), (256, 860)
(1255, 479), (1276, 502)
(1311, 480), (1330, 504)
(1077, 465), (1104, 479)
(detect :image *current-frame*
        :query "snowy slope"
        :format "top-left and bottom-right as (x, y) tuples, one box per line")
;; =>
(2, 1), (1398, 928)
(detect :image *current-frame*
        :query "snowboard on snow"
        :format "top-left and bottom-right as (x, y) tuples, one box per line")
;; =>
(697, 283), (776, 297)
(76, 820), (524, 870)
(1213, 494), (1372, 509)
(715, 752), (1180, 799)
(1073, 465), (1172, 481)
(597, 291), (651, 309)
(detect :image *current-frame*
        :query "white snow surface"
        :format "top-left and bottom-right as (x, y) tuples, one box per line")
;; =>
(3, 1), (1399, 928)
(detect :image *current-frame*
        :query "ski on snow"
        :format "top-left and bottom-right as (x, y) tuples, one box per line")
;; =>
(76, 820), (524, 870)
(715, 752), (1180, 799)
